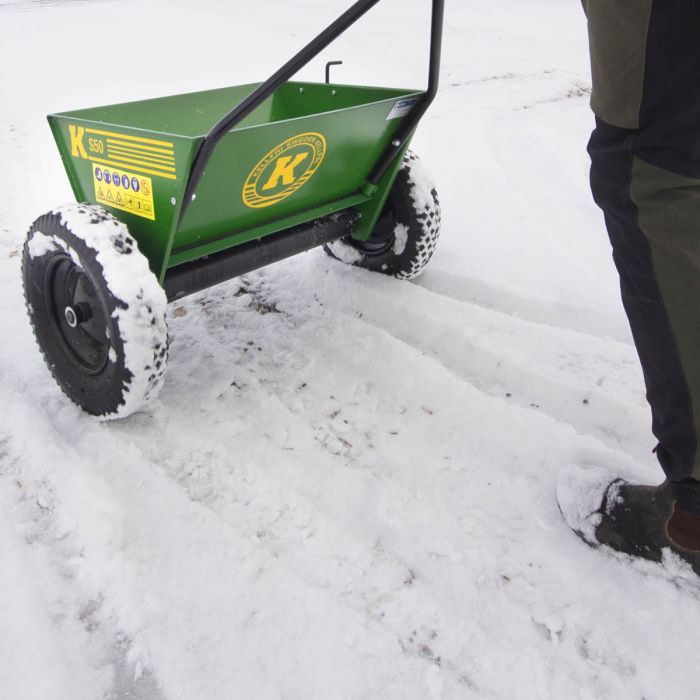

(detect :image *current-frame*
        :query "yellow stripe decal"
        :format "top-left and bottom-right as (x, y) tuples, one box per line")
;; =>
(108, 146), (175, 164)
(105, 150), (177, 172)
(105, 138), (175, 156)
(86, 128), (173, 148)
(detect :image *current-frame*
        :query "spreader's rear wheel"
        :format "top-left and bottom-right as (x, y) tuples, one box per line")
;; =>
(325, 151), (441, 280)
(22, 204), (168, 419)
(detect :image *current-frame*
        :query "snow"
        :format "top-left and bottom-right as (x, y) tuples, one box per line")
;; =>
(1, 1), (699, 699)
(392, 223), (409, 255)
(408, 159), (437, 214)
(326, 237), (364, 264)
(556, 464), (611, 542)
(26, 231), (58, 258)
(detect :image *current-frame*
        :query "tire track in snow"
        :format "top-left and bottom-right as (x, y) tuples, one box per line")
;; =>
(278, 258), (655, 466)
(415, 267), (631, 344)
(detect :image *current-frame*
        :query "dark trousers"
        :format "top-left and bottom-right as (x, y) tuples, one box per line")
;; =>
(585, 1), (700, 514)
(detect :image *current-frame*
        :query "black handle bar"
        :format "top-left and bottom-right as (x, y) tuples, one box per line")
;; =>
(178, 0), (445, 226)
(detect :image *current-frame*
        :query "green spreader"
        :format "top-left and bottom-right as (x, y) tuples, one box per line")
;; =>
(22, 0), (445, 419)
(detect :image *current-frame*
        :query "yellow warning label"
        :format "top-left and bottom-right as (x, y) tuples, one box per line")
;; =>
(93, 165), (155, 221)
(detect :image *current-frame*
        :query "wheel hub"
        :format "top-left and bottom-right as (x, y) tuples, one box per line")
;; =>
(45, 254), (110, 375)
(347, 194), (398, 257)
(64, 302), (92, 329)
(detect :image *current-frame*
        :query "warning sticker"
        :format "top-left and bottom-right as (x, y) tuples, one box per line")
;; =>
(93, 164), (155, 221)
(387, 98), (417, 121)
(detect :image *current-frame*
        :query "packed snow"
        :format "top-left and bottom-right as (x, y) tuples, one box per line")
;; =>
(1, 1), (699, 699)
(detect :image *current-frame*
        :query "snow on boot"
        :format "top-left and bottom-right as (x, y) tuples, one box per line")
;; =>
(557, 465), (700, 577)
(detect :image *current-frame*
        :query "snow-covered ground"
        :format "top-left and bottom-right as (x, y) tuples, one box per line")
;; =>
(1, 1), (699, 698)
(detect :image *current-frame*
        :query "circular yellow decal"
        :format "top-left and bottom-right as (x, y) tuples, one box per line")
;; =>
(242, 132), (327, 209)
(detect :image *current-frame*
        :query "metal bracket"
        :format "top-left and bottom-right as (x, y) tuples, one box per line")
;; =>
(325, 60), (344, 84)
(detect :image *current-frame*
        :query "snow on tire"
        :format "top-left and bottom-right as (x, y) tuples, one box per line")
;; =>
(22, 203), (168, 419)
(325, 150), (441, 280)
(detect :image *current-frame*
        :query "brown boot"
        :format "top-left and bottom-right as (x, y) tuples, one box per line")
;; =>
(666, 503), (700, 553)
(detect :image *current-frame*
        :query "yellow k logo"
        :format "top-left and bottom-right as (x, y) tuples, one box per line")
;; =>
(242, 132), (326, 209)
(262, 153), (309, 191)
(69, 125), (87, 159)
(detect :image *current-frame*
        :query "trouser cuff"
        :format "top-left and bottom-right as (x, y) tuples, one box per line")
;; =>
(671, 479), (700, 517)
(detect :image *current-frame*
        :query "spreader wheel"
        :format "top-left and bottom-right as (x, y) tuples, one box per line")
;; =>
(325, 151), (441, 280)
(22, 204), (168, 419)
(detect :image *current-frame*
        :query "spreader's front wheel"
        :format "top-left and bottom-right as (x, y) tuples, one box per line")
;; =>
(22, 204), (168, 419)
(325, 151), (441, 280)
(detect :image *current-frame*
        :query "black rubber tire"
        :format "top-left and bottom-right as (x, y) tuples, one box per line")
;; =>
(22, 204), (168, 419)
(324, 151), (441, 280)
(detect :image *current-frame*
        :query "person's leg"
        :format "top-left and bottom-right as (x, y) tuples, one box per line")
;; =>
(588, 119), (700, 516)
(629, 157), (700, 514)
(559, 1), (700, 568)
